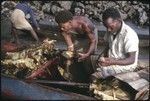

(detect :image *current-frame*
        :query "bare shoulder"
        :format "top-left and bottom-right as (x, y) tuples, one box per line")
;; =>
(74, 16), (95, 31)
(73, 16), (84, 20)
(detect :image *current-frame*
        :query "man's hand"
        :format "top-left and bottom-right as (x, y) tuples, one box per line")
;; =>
(78, 53), (89, 62)
(98, 57), (116, 66)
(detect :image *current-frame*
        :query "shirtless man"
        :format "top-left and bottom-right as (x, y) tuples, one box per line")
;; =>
(55, 10), (98, 61)
(55, 10), (98, 82)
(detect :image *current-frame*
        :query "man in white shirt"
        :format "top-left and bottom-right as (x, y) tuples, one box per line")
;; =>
(91, 7), (139, 80)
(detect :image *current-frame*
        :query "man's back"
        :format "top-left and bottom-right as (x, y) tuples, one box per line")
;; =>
(15, 2), (31, 16)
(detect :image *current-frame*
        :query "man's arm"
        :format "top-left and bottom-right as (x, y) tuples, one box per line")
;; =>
(78, 23), (96, 61)
(62, 32), (74, 51)
(86, 32), (96, 55)
(83, 24), (96, 55)
(99, 52), (136, 66)
(113, 52), (136, 65)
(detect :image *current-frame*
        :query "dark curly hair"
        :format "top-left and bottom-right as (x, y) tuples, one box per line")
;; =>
(102, 7), (121, 22)
(55, 10), (73, 24)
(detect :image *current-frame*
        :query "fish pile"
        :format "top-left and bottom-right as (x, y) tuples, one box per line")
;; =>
(1, 38), (78, 81)
(89, 77), (133, 100)
(1, 38), (57, 78)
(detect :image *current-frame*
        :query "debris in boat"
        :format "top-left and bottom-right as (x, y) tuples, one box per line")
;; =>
(1, 38), (57, 78)
(1, 41), (26, 52)
(62, 51), (74, 59)
(26, 58), (59, 79)
(90, 77), (132, 100)
(1, 38), (80, 81)
(90, 68), (149, 100)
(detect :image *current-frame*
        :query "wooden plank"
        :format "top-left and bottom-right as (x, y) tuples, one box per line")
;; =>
(127, 78), (149, 91)
(25, 79), (89, 88)
(94, 89), (119, 100)
(114, 70), (149, 91)
(137, 69), (149, 81)
(114, 72), (140, 82)
(2, 75), (95, 100)
(135, 85), (149, 100)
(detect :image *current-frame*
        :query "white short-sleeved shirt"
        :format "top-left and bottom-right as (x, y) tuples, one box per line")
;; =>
(102, 21), (139, 75)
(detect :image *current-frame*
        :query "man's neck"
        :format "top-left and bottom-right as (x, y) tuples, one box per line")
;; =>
(116, 21), (122, 35)
(113, 21), (122, 40)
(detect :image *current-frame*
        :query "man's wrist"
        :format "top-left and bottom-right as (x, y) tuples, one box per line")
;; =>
(68, 44), (74, 51)
(68, 44), (74, 48)
(85, 52), (90, 57)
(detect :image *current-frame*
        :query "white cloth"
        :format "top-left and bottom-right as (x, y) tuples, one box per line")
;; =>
(11, 9), (33, 31)
(98, 21), (139, 77)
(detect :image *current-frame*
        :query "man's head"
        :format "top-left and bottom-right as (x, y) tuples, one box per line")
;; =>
(55, 10), (73, 32)
(102, 7), (122, 34)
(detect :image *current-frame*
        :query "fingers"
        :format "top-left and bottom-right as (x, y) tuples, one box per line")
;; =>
(78, 53), (89, 62)
(77, 53), (83, 62)
(78, 53), (82, 56)
(97, 57), (110, 66)
(67, 46), (74, 52)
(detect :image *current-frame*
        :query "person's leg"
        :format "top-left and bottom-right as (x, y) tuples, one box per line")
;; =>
(90, 66), (116, 82)
(90, 71), (104, 82)
(29, 28), (39, 42)
(90, 64), (130, 83)
(19, 15), (39, 42)
(11, 24), (15, 42)
(11, 26), (20, 44)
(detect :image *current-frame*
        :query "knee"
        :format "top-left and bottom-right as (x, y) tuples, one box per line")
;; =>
(27, 27), (33, 31)
(90, 73), (96, 83)
(90, 72), (102, 83)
